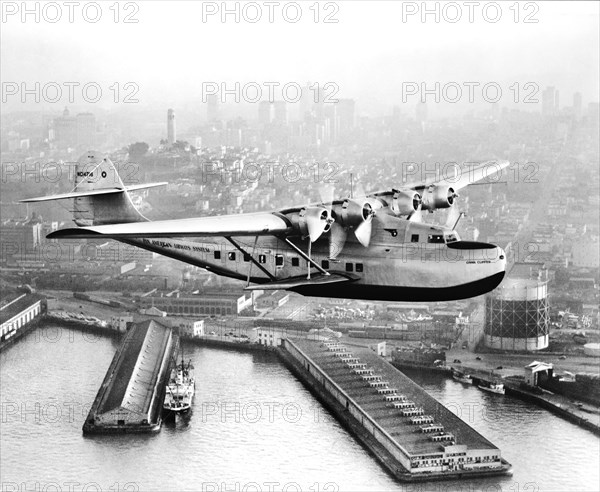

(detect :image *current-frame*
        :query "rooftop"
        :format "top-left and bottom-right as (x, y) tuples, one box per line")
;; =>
(96, 320), (173, 416)
(292, 339), (498, 456)
(0, 292), (43, 325)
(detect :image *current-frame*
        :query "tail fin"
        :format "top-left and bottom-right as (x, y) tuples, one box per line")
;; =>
(71, 152), (146, 226)
(21, 151), (167, 227)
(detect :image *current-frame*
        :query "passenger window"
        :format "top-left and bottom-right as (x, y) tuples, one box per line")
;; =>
(427, 234), (445, 244)
(258, 254), (267, 264)
(411, 234), (419, 243)
(275, 254), (284, 267)
(291, 257), (300, 267)
(243, 253), (251, 262)
(322, 260), (330, 269)
(214, 250), (221, 260)
(345, 263), (354, 272)
(356, 263), (363, 273)
(228, 252), (236, 261)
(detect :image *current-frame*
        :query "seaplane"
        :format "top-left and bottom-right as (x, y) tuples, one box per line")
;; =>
(21, 153), (509, 302)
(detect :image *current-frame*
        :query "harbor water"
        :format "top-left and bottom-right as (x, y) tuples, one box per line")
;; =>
(1, 325), (598, 492)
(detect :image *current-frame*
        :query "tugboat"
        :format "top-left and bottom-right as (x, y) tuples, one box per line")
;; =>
(452, 369), (473, 385)
(478, 381), (505, 395)
(163, 348), (195, 415)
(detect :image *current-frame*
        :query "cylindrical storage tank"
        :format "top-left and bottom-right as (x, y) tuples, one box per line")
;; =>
(484, 278), (549, 351)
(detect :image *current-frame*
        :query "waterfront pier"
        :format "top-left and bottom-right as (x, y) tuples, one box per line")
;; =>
(83, 320), (177, 434)
(280, 338), (512, 482)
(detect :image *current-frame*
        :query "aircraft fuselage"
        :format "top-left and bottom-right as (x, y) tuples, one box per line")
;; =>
(120, 215), (506, 302)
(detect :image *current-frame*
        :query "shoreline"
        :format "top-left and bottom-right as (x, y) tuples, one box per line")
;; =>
(7, 316), (599, 437)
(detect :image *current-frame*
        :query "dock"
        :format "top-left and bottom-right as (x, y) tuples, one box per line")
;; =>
(279, 338), (512, 482)
(448, 364), (600, 435)
(83, 320), (177, 434)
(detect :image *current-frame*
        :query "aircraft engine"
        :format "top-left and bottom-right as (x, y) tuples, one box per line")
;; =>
(291, 206), (333, 242)
(327, 199), (377, 259)
(333, 198), (374, 229)
(391, 190), (422, 215)
(422, 185), (457, 211)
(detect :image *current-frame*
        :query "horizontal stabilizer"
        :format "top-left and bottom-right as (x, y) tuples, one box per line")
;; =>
(124, 182), (168, 192)
(20, 188), (123, 203)
(245, 271), (360, 291)
(20, 182), (167, 203)
(47, 212), (291, 239)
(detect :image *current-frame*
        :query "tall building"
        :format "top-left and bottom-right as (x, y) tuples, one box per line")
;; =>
(0, 217), (43, 259)
(542, 86), (559, 116)
(52, 108), (96, 149)
(336, 99), (356, 133)
(299, 84), (313, 121)
(273, 101), (287, 125)
(53, 107), (77, 148)
(207, 94), (219, 122)
(573, 92), (582, 118)
(167, 109), (176, 144)
(258, 101), (273, 125)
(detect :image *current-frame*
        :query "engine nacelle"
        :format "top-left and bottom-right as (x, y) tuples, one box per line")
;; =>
(290, 206), (333, 242)
(391, 191), (422, 216)
(422, 185), (456, 211)
(333, 199), (373, 228)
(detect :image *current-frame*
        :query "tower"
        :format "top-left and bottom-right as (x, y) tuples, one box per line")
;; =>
(484, 278), (550, 351)
(167, 109), (176, 145)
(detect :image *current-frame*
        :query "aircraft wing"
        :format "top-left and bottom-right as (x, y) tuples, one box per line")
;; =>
(433, 159), (509, 191)
(47, 212), (291, 239)
(370, 159), (509, 196)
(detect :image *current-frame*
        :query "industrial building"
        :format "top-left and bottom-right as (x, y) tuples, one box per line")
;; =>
(484, 278), (550, 351)
(282, 339), (510, 480)
(138, 292), (252, 316)
(83, 320), (176, 433)
(0, 292), (44, 348)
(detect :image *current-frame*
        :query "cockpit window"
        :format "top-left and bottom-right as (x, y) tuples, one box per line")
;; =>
(427, 234), (445, 244)
(445, 233), (459, 243)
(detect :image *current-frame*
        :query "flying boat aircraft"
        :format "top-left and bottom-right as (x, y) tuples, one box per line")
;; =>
(21, 153), (509, 302)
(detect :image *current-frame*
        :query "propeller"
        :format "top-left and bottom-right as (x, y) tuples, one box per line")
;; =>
(299, 206), (333, 242)
(318, 175), (378, 260)
(448, 188), (460, 206)
(354, 219), (373, 247)
(329, 198), (376, 259)
(408, 202), (423, 222)
(329, 222), (348, 260)
(298, 205), (334, 279)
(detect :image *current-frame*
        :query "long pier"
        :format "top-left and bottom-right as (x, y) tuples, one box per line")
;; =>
(83, 320), (177, 434)
(279, 338), (512, 482)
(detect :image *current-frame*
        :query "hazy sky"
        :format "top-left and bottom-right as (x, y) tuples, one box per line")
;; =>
(2, 1), (599, 116)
